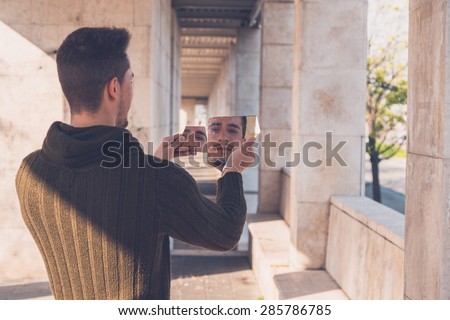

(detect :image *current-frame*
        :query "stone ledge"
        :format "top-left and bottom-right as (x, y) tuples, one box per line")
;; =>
(330, 196), (405, 249)
(248, 214), (348, 300)
(327, 196), (405, 299)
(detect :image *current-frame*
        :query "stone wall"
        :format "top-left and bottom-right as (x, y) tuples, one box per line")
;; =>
(234, 28), (261, 116)
(280, 168), (291, 225)
(180, 98), (196, 127)
(0, 21), (64, 281)
(289, 0), (367, 270)
(405, 0), (450, 299)
(326, 196), (404, 299)
(207, 45), (236, 118)
(171, 9), (181, 136)
(258, 0), (294, 214)
(149, 0), (180, 145)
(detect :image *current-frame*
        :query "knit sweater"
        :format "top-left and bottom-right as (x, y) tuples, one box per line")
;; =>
(15, 121), (247, 300)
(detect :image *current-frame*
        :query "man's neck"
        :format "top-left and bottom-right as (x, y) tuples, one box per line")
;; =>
(70, 111), (116, 128)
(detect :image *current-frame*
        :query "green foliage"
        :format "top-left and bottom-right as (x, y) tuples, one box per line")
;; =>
(366, 35), (407, 162)
(376, 142), (406, 158)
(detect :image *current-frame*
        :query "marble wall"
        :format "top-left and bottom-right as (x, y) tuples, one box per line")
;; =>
(405, 0), (450, 299)
(289, 0), (367, 269)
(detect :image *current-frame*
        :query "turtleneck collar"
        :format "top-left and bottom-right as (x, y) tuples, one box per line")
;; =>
(40, 121), (143, 169)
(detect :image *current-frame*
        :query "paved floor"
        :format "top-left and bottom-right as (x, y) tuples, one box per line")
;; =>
(0, 281), (52, 300)
(171, 256), (261, 300)
(0, 255), (261, 300)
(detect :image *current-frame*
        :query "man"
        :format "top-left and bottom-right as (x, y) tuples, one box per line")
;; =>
(15, 27), (254, 300)
(207, 116), (247, 170)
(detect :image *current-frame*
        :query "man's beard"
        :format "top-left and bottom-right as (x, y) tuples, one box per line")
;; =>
(206, 142), (237, 169)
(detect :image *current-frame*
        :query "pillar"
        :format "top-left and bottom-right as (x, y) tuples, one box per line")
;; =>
(0, 21), (64, 281)
(234, 27), (261, 116)
(290, 0), (367, 269)
(258, 0), (295, 213)
(149, 0), (180, 145)
(405, 0), (450, 299)
(207, 46), (236, 119)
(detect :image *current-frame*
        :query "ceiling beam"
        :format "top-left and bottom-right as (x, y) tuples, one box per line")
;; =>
(181, 28), (237, 37)
(172, 0), (256, 8)
(181, 48), (230, 55)
(182, 56), (224, 62)
(176, 10), (250, 20)
(179, 19), (243, 29)
(182, 64), (222, 69)
(181, 35), (236, 42)
(181, 96), (209, 100)
(181, 44), (232, 50)
(182, 71), (219, 74)
(181, 55), (228, 60)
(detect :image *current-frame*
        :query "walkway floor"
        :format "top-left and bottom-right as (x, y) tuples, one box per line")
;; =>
(171, 256), (261, 300)
(0, 255), (261, 300)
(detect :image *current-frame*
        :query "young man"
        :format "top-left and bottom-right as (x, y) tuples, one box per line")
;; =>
(207, 116), (247, 170)
(15, 27), (254, 300)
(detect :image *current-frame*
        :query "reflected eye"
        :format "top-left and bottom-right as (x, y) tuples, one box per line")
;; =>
(195, 134), (206, 142)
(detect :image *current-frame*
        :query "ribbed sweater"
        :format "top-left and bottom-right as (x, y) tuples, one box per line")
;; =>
(15, 121), (247, 300)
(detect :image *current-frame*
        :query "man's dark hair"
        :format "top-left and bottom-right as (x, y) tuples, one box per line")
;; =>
(56, 27), (131, 114)
(241, 116), (247, 138)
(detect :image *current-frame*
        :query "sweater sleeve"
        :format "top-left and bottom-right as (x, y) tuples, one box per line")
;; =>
(155, 162), (247, 251)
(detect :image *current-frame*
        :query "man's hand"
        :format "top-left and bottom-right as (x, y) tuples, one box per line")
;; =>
(153, 133), (197, 161)
(222, 138), (257, 175)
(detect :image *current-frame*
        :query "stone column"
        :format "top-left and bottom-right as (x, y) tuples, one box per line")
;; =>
(128, 0), (153, 152)
(170, 9), (181, 135)
(234, 28), (262, 208)
(207, 45), (236, 118)
(0, 21), (64, 281)
(149, 0), (178, 145)
(258, 0), (294, 213)
(405, 0), (450, 299)
(291, 0), (367, 269)
(234, 28), (261, 116)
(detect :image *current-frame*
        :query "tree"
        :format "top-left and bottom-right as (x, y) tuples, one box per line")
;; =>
(366, 36), (407, 203)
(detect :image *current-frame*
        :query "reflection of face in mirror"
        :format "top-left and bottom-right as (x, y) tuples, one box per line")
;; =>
(176, 126), (207, 154)
(207, 116), (247, 169)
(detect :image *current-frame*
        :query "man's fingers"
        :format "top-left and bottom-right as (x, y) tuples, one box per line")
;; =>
(170, 133), (185, 149)
(236, 139), (257, 168)
(242, 138), (256, 150)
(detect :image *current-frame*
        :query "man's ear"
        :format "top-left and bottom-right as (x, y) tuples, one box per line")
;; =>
(107, 77), (119, 99)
